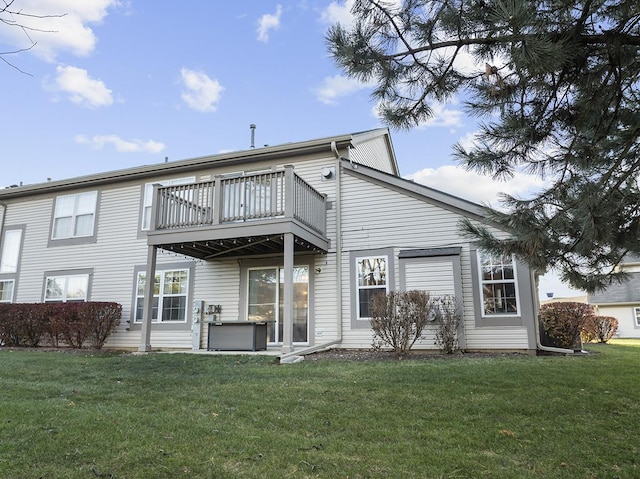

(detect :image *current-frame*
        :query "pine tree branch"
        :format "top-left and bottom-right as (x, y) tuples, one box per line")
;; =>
(382, 32), (640, 62)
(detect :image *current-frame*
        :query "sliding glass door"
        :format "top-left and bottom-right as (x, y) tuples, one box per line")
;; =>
(247, 266), (309, 344)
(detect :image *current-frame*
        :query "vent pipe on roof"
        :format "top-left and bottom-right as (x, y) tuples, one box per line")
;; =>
(250, 124), (256, 149)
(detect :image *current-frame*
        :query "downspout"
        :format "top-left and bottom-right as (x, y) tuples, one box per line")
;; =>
(0, 202), (6, 252)
(0, 202), (6, 235)
(532, 270), (576, 355)
(331, 141), (344, 346)
(280, 142), (344, 362)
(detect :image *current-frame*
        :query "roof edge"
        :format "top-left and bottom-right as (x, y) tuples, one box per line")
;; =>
(340, 159), (490, 220)
(0, 131), (360, 199)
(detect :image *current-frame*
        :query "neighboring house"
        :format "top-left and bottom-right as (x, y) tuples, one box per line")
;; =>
(588, 256), (640, 338)
(539, 295), (588, 306)
(0, 128), (541, 357)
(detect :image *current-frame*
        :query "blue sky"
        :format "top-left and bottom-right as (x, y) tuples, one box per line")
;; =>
(0, 0), (579, 299)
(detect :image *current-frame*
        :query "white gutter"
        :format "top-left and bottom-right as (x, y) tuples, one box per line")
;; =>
(0, 202), (6, 240)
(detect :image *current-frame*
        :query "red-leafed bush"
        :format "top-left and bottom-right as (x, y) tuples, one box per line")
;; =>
(83, 302), (122, 349)
(0, 302), (121, 349)
(0, 303), (25, 346)
(51, 303), (92, 348)
(582, 315), (618, 344)
(539, 302), (595, 350)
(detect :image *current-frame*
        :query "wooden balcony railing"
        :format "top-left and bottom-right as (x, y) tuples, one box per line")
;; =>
(151, 166), (327, 236)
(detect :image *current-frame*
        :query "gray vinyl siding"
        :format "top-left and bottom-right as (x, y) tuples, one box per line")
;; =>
(3, 181), (195, 349)
(349, 135), (397, 174)
(337, 171), (531, 350)
(283, 156), (340, 342)
(0, 128), (535, 351)
(191, 259), (241, 350)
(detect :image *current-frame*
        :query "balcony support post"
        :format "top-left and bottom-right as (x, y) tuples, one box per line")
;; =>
(284, 165), (295, 219)
(138, 245), (158, 352)
(213, 176), (222, 225)
(280, 232), (295, 354)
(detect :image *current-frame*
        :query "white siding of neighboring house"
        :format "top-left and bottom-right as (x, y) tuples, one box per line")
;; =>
(336, 170), (532, 351)
(594, 304), (640, 338)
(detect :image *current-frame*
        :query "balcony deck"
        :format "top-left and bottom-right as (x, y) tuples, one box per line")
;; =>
(146, 166), (329, 259)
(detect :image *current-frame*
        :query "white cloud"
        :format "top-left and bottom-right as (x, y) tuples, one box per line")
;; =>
(0, 0), (119, 62)
(320, 0), (354, 25)
(538, 270), (585, 301)
(180, 68), (224, 112)
(314, 74), (373, 105)
(75, 134), (165, 153)
(257, 4), (282, 42)
(320, 0), (403, 25)
(405, 164), (545, 207)
(457, 131), (479, 152)
(54, 65), (113, 108)
(372, 99), (464, 130)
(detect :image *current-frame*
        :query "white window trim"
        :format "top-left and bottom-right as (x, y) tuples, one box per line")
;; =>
(134, 268), (190, 323)
(245, 264), (310, 345)
(355, 254), (390, 321)
(0, 228), (22, 273)
(51, 191), (98, 240)
(633, 307), (640, 327)
(477, 253), (521, 317)
(0, 279), (14, 303)
(44, 274), (89, 302)
(141, 177), (195, 231)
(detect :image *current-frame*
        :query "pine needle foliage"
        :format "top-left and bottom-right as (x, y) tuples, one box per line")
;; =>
(327, 0), (640, 292)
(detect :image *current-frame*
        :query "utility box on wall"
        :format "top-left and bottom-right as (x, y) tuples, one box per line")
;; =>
(207, 321), (268, 351)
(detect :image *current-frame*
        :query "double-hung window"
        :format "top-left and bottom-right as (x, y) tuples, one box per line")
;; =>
(634, 307), (640, 327)
(0, 229), (22, 273)
(134, 269), (189, 322)
(44, 274), (89, 302)
(52, 191), (98, 240)
(141, 177), (195, 230)
(0, 280), (14, 303)
(0, 228), (23, 303)
(479, 253), (519, 316)
(355, 255), (388, 320)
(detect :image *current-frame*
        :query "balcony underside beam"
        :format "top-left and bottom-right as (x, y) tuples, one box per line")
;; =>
(147, 218), (329, 260)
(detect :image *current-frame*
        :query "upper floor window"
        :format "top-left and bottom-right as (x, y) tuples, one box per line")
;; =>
(0, 229), (22, 273)
(0, 280), (14, 303)
(355, 255), (388, 320)
(52, 192), (98, 240)
(141, 177), (195, 230)
(44, 274), (89, 302)
(479, 253), (519, 316)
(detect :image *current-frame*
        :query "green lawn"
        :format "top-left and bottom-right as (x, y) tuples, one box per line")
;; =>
(1, 343), (639, 479)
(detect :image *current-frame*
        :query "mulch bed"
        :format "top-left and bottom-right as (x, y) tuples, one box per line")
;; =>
(304, 349), (529, 361)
